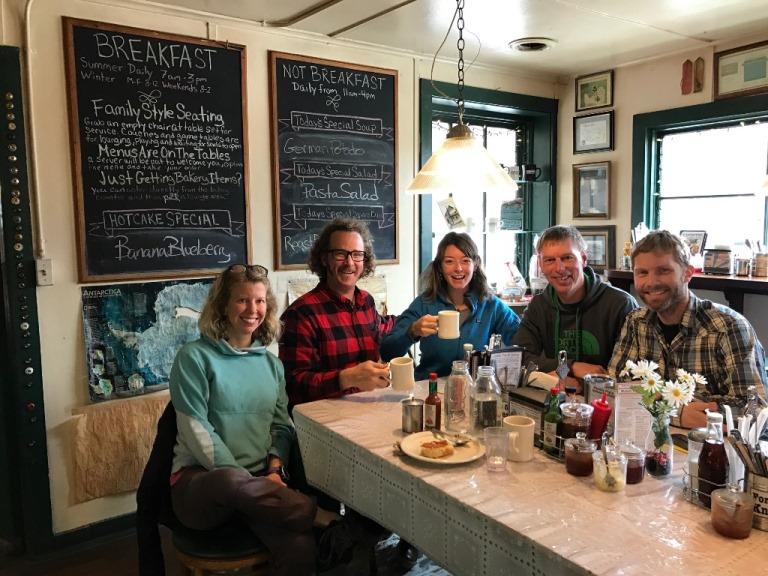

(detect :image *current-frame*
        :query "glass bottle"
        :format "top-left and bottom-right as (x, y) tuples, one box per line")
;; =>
(445, 360), (472, 433)
(698, 411), (729, 508)
(463, 343), (475, 380)
(622, 242), (632, 270)
(743, 385), (766, 421)
(424, 372), (442, 430)
(469, 365), (502, 435)
(542, 386), (563, 456)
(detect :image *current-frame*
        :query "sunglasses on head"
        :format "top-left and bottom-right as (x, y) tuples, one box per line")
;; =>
(227, 264), (268, 277)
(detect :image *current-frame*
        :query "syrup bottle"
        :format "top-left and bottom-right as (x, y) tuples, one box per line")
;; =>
(698, 411), (728, 508)
(424, 372), (442, 430)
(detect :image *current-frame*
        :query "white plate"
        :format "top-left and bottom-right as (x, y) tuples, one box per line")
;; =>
(399, 431), (485, 464)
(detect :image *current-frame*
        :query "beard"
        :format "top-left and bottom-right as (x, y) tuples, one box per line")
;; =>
(640, 279), (687, 314)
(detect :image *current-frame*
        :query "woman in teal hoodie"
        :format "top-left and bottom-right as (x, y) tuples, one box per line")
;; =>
(381, 233), (521, 380)
(169, 264), (356, 576)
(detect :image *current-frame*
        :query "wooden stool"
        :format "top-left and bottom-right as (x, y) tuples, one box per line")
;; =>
(172, 519), (270, 576)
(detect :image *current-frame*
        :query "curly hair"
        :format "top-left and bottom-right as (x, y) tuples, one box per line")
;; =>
(198, 266), (279, 346)
(307, 217), (377, 282)
(537, 225), (588, 254)
(631, 229), (691, 269)
(419, 232), (493, 302)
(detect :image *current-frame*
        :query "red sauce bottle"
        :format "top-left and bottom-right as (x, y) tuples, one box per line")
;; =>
(424, 372), (442, 430)
(588, 392), (612, 442)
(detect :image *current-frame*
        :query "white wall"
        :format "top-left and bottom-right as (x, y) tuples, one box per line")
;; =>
(1, 0), (559, 533)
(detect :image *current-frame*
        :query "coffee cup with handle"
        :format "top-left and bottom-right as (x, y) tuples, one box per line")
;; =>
(390, 356), (415, 391)
(437, 310), (460, 339)
(502, 415), (536, 462)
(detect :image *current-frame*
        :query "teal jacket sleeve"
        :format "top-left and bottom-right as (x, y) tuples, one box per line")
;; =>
(380, 297), (425, 361)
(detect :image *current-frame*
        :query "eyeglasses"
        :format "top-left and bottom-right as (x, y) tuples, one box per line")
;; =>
(227, 264), (268, 277)
(327, 249), (367, 262)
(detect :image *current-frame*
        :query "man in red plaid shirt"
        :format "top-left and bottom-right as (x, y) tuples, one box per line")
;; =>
(279, 218), (397, 410)
(280, 218), (423, 572)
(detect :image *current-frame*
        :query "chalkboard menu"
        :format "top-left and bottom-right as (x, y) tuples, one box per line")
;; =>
(269, 52), (398, 269)
(63, 19), (250, 282)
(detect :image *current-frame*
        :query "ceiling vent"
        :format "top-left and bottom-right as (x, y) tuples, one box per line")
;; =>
(509, 37), (557, 52)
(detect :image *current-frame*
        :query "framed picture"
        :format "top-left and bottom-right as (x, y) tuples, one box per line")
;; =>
(573, 161), (610, 219)
(574, 111), (614, 154)
(575, 225), (616, 273)
(679, 230), (708, 257)
(715, 41), (768, 100)
(575, 69), (614, 112)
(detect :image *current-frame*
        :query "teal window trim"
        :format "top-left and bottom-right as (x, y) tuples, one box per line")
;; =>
(417, 79), (558, 273)
(632, 94), (768, 236)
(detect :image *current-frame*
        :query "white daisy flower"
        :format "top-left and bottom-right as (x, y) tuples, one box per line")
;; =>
(662, 380), (693, 408)
(632, 359), (659, 380)
(640, 374), (663, 393)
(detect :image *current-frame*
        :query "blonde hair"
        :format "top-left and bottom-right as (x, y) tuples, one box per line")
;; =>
(198, 266), (279, 345)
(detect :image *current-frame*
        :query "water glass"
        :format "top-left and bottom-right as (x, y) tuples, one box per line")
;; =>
(483, 427), (509, 472)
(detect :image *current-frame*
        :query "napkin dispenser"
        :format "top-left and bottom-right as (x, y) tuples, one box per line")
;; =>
(703, 248), (732, 275)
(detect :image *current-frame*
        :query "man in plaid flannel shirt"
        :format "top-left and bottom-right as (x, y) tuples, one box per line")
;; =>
(608, 230), (767, 429)
(279, 217), (397, 411)
(280, 218), (419, 572)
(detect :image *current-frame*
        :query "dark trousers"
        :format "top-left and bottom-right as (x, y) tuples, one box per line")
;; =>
(171, 467), (317, 576)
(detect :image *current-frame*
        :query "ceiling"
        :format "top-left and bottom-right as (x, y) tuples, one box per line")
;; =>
(145, 0), (768, 79)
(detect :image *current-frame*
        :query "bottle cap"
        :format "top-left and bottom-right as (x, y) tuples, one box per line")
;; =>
(706, 411), (724, 422)
(429, 372), (438, 380)
(549, 386), (560, 396)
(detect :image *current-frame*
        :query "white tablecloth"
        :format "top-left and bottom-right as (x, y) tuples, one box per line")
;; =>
(293, 381), (766, 576)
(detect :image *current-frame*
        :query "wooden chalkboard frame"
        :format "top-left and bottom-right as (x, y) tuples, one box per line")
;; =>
(63, 18), (251, 282)
(269, 52), (398, 270)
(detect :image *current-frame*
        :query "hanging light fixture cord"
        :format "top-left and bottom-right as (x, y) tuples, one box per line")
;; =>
(455, 0), (465, 124)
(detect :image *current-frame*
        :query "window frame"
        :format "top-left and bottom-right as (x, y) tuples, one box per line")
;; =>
(417, 79), (558, 278)
(632, 93), (768, 246)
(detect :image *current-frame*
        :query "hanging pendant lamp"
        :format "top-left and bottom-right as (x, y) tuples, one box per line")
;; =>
(406, 0), (517, 195)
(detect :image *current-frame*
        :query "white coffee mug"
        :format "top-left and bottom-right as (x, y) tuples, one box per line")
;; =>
(502, 415), (536, 462)
(390, 356), (415, 391)
(437, 310), (460, 339)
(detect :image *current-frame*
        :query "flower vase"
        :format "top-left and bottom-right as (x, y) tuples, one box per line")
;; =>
(644, 415), (673, 476)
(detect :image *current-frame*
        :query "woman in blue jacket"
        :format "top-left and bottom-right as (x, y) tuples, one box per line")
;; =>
(382, 232), (521, 380)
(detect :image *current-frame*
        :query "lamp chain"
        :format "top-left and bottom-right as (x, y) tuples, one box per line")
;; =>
(456, 0), (465, 123)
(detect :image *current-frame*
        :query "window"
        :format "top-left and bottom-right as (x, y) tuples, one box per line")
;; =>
(631, 93), (768, 250)
(429, 115), (528, 290)
(655, 121), (768, 248)
(416, 80), (558, 287)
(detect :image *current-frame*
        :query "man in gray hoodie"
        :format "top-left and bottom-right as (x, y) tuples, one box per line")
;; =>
(513, 225), (638, 391)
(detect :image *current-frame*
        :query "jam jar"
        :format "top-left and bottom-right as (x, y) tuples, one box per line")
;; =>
(560, 402), (594, 440)
(564, 432), (596, 476)
(621, 439), (646, 485)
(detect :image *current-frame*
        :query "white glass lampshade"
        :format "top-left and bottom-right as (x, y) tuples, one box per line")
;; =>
(406, 124), (519, 195)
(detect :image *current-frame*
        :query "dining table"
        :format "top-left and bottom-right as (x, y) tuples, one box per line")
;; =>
(292, 380), (767, 576)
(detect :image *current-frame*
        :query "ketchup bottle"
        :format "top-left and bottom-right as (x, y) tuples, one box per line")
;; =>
(424, 372), (442, 430)
(588, 392), (612, 442)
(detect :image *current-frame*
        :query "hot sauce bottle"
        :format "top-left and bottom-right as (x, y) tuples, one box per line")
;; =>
(424, 372), (442, 430)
